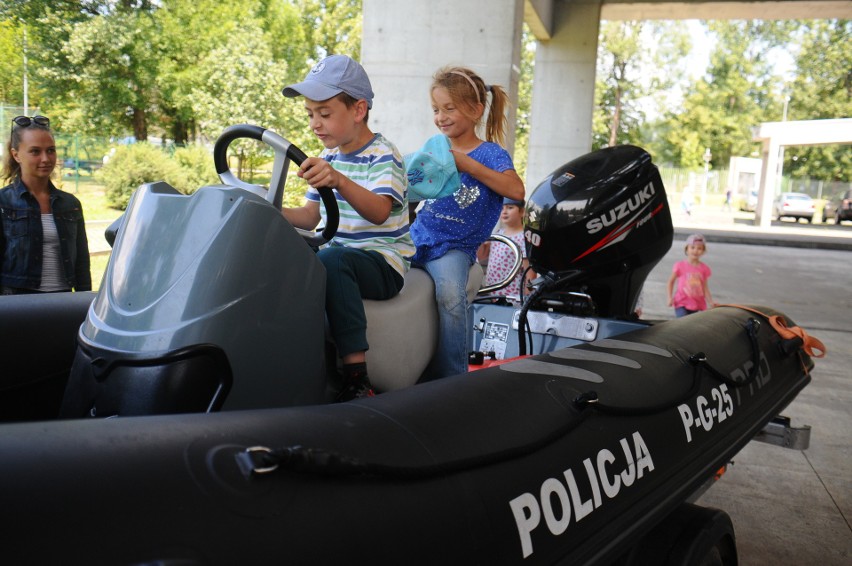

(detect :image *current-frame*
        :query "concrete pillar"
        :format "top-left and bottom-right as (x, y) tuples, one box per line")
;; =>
(752, 119), (852, 227)
(755, 139), (779, 227)
(525, 0), (601, 190)
(361, 0), (525, 155)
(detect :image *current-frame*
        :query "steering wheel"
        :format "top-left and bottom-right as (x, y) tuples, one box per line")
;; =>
(213, 124), (339, 247)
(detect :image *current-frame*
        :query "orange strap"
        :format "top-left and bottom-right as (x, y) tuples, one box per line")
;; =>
(716, 304), (826, 359)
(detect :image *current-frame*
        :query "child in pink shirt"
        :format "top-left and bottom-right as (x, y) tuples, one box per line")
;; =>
(478, 197), (534, 300)
(667, 233), (717, 317)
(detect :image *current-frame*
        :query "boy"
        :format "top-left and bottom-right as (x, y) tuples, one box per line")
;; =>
(281, 55), (414, 400)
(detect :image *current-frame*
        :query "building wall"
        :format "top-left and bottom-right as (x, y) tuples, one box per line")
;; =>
(361, 0), (525, 155)
(525, 0), (602, 190)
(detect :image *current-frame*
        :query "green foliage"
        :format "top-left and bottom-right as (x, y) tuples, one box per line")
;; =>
(651, 21), (795, 169)
(98, 142), (225, 207)
(298, 0), (362, 62)
(5, 4), (846, 186)
(512, 24), (536, 182)
(0, 21), (24, 104)
(171, 145), (219, 194)
(594, 21), (691, 151)
(154, 0), (259, 143)
(595, 21), (645, 149)
(191, 24), (293, 177)
(47, 9), (160, 139)
(98, 144), (183, 209)
(191, 25), (289, 137)
(785, 20), (852, 182)
(7, 0), (361, 151)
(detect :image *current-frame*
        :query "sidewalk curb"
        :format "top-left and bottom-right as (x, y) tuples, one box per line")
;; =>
(673, 226), (852, 251)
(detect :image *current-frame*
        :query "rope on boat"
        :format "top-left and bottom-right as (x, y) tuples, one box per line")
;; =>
(716, 304), (826, 359)
(235, 410), (590, 480)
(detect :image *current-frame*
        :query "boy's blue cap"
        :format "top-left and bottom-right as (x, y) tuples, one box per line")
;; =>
(282, 55), (374, 109)
(503, 197), (525, 207)
(405, 135), (460, 202)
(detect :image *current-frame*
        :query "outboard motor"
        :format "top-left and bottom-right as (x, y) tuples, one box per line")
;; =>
(524, 145), (672, 318)
(61, 125), (337, 417)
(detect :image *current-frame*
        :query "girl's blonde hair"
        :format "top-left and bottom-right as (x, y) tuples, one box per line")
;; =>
(431, 66), (510, 146)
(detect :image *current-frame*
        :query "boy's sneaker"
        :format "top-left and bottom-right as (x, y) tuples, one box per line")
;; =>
(336, 380), (376, 402)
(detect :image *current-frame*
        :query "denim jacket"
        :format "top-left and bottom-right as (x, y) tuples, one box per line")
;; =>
(0, 178), (92, 291)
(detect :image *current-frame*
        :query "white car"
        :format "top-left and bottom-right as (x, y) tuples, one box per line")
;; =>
(739, 190), (758, 212)
(773, 192), (815, 223)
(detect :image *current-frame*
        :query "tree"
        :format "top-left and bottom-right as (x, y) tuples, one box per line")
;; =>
(154, 0), (250, 144)
(656, 21), (793, 168)
(595, 21), (644, 148)
(594, 20), (691, 151)
(512, 24), (536, 183)
(298, 0), (362, 65)
(0, 20), (25, 105)
(3, 2), (118, 131)
(784, 19), (852, 182)
(191, 23), (294, 178)
(58, 10), (159, 140)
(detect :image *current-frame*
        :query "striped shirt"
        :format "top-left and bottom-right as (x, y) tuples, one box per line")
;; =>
(38, 214), (69, 291)
(306, 133), (414, 276)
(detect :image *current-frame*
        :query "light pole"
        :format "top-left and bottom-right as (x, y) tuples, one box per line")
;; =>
(702, 147), (712, 204)
(776, 95), (790, 195)
(22, 26), (28, 115)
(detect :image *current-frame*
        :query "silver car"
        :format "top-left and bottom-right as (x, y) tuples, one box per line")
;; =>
(773, 192), (815, 223)
(739, 190), (758, 212)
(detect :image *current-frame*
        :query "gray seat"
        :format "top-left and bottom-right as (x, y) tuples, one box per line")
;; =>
(364, 264), (483, 392)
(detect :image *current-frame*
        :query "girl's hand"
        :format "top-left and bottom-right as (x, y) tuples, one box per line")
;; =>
(298, 157), (340, 189)
(450, 149), (525, 201)
(449, 149), (477, 175)
(667, 298), (673, 307)
(476, 241), (491, 263)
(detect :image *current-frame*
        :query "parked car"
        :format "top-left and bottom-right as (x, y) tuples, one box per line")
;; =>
(822, 189), (852, 224)
(739, 190), (759, 212)
(773, 192), (815, 223)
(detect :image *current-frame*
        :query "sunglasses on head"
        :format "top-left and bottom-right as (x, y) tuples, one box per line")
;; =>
(12, 115), (50, 131)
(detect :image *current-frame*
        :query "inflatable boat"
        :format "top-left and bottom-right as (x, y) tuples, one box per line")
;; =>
(0, 127), (821, 565)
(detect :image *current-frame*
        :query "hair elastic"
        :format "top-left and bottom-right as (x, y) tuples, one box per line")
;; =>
(449, 70), (482, 104)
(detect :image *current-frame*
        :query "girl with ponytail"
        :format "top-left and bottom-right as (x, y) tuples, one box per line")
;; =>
(409, 66), (525, 380)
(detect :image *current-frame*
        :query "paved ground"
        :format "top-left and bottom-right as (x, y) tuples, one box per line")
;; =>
(86, 219), (115, 255)
(672, 204), (852, 251)
(654, 205), (852, 565)
(696, 328), (851, 566)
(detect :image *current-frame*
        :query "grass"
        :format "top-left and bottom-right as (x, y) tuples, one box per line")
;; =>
(61, 178), (122, 221)
(89, 253), (111, 291)
(66, 179), (122, 291)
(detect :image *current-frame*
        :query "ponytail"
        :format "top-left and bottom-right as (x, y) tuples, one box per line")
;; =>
(1, 137), (20, 184)
(483, 83), (509, 147)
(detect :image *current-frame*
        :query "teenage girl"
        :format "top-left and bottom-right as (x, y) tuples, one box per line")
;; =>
(1, 116), (91, 294)
(410, 66), (525, 380)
